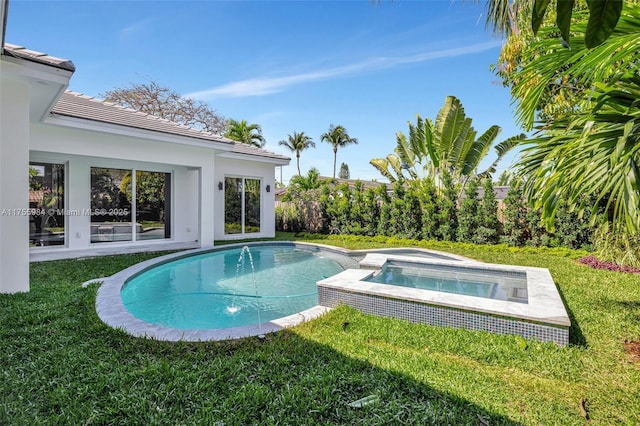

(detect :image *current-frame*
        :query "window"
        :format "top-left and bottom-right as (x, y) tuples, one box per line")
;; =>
(90, 167), (171, 243)
(135, 170), (171, 241)
(224, 177), (261, 235)
(29, 162), (65, 247)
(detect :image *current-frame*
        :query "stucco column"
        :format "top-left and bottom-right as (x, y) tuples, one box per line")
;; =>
(200, 164), (215, 247)
(0, 79), (30, 293)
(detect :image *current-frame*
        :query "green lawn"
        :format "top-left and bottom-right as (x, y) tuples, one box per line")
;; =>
(1, 233), (639, 424)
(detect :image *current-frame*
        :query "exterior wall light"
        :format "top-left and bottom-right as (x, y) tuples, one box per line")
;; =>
(266, 184), (271, 193)
(218, 181), (223, 190)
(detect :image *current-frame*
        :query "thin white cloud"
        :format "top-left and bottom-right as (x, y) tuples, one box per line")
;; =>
(186, 41), (502, 100)
(119, 19), (154, 42)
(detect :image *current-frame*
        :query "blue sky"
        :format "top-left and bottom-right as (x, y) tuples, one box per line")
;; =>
(6, 0), (522, 184)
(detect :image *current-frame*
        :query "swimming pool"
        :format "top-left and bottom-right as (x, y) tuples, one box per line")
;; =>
(92, 242), (462, 341)
(92, 243), (569, 345)
(121, 244), (356, 330)
(366, 260), (528, 303)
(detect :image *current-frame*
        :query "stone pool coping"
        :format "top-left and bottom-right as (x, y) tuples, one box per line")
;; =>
(321, 253), (571, 328)
(317, 253), (570, 345)
(90, 241), (467, 341)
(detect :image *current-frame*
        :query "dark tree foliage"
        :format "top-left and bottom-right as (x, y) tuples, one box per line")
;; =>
(376, 184), (392, 237)
(102, 81), (226, 134)
(401, 183), (422, 240)
(474, 178), (499, 244)
(418, 179), (439, 240)
(526, 206), (550, 247)
(347, 181), (366, 235)
(552, 200), (594, 250)
(457, 178), (480, 243)
(362, 187), (380, 236)
(501, 187), (528, 247)
(436, 171), (458, 241)
(338, 163), (350, 180)
(390, 180), (406, 237)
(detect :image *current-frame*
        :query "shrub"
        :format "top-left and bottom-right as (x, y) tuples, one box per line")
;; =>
(457, 178), (479, 243)
(474, 177), (499, 244)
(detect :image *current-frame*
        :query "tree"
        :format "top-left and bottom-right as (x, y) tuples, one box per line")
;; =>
(518, 74), (640, 235)
(321, 124), (358, 178)
(284, 167), (322, 200)
(506, 4), (640, 235)
(338, 163), (350, 179)
(435, 171), (458, 241)
(418, 178), (439, 240)
(489, 2), (640, 264)
(457, 178), (480, 243)
(493, 3), (640, 131)
(484, 0), (624, 48)
(102, 81), (226, 134)
(370, 96), (525, 188)
(496, 170), (515, 186)
(224, 119), (266, 147)
(501, 187), (528, 246)
(475, 178), (499, 244)
(278, 132), (315, 176)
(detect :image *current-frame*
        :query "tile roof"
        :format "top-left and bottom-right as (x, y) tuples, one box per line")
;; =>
(2, 43), (75, 72)
(52, 91), (235, 144)
(228, 142), (290, 161)
(3, 41), (289, 161)
(51, 91), (289, 161)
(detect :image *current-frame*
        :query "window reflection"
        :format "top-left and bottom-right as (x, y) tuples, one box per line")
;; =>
(90, 168), (132, 243)
(29, 162), (65, 246)
(136, 170), (171, 240)
(224, 177), (242, 234)
(224, 177), (261, 235)
(244, 178), (261, 233)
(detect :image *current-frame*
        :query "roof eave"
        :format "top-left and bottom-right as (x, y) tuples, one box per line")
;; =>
(44, 113), (236, 151)
(217, 151), (291, 165)
(2, 44), (76, 73)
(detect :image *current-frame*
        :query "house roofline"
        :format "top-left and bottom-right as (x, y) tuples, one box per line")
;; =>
(217, 150), (290, 165)
(44, 113), (236, 151)
(2, 43), (75, 72)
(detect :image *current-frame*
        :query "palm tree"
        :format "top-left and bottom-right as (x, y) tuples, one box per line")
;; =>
(320, 124), (358, 178)
(370, 96), (524, 189)
(504, 3), (640, 236)
(517, 74), (640, 235)
(483, 0), (623, 48)
(224, 119), (266, 148)
(278, 131), (315, 176)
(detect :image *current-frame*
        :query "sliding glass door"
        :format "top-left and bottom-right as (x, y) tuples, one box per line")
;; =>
(29, 162), (65, 247)
(90, 167), (171, 243)
(224, 177), (261, 235)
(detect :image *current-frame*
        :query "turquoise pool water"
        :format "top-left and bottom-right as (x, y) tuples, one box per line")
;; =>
(366, 262), (528, 303)
(121, 245), (356, 329)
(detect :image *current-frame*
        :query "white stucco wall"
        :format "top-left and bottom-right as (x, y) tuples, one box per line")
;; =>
(28, 123), (282, 251)
(0, 78), (30, 293)
(214, 156), (277, 241)
(29, 123), (216, 251)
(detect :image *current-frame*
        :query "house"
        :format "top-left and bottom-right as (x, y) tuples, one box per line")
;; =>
(0, 28), (289, 293)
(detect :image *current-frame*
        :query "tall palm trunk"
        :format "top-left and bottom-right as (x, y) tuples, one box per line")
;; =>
(333, 147), (338, 178)
(297, 153), (301, 176)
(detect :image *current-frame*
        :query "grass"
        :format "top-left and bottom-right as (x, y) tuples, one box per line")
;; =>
(1, 233), (639, 424)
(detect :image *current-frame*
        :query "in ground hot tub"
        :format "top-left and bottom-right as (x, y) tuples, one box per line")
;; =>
(317, 253), (570, 345)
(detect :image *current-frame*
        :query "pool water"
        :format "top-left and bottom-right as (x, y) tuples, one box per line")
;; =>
(121, 245), (356, 329)
(366, 262), (528, 303)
